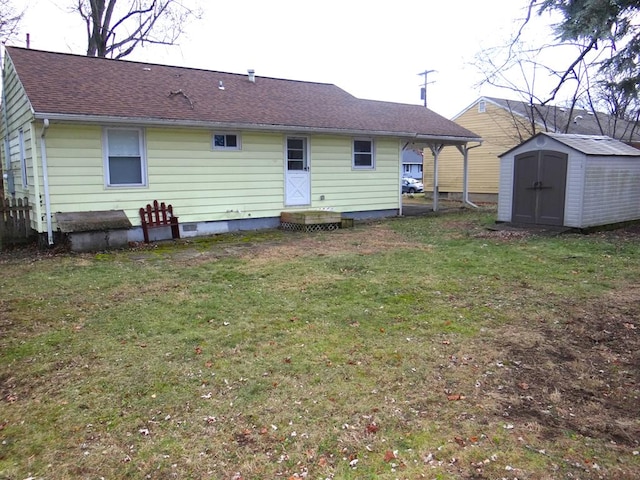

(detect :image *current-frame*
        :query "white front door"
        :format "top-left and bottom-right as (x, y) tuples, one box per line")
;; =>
(285, 137), (310, 206)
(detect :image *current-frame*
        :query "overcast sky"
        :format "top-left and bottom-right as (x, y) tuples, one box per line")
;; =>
(17, 0), (559, 118)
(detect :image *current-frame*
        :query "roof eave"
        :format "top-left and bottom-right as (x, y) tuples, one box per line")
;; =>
(33, 112), (481, 142)
(411, 134), (482, 144)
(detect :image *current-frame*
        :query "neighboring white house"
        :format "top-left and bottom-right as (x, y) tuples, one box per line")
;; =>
(402, 148), (423, 180)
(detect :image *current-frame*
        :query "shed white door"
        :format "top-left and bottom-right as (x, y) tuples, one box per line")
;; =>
(285, 137), (310, 206)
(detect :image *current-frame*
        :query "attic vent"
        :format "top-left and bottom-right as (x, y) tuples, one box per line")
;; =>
(478, 100), (486, 113)
(248, 69), (255, 83)
(218, 80), (225, 90)
(143, 67), (151, 71)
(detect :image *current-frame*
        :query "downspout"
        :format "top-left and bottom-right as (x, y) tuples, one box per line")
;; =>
(457, 142), (483, 208)
(429, 144), (444, 212)
(39, 119), (53, 245)
(1, 47), (14, 197)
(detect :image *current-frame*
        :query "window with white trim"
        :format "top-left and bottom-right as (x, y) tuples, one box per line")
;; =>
(213, 133), (240, 150)
(19, 129), (27, 188)
(478, 100), (486, 113)
(353, 138), (374, 169)
(104, 128), (146, 187)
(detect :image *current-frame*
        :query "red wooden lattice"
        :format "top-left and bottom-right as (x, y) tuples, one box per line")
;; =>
(139, 200), (180, 243)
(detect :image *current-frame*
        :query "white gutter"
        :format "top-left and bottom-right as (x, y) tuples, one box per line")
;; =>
(32, 112), (482, 144)
(1, 47), (12, 192)
(39, 119), (53, 245)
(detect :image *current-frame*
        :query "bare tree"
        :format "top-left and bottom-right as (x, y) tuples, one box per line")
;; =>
(536, 0), (640, 101)
(473, 35), (596, 136)
(0, 0), (24, 44)
(472, 1), (640, 141)
(75, 0), (202, 59)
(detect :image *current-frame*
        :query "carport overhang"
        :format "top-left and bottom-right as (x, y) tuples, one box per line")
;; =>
(403, 134), (483, 212)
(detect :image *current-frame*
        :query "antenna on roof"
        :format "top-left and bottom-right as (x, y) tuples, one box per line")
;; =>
(26, 33), (30, 49)
(218, 80), (225, 90)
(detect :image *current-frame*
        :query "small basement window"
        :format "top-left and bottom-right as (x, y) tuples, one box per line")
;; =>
(213, 133), (240, 150)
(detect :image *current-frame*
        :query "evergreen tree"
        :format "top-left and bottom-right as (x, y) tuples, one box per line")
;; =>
(538, 0), (640, 100)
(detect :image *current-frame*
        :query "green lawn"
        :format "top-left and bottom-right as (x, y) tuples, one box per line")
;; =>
(1, 208), (638, 479)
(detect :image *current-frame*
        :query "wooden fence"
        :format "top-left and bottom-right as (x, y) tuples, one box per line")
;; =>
(0, 197), (34, 247)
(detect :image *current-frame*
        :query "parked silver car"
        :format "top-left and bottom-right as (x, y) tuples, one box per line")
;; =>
(402, 177), (424, 193)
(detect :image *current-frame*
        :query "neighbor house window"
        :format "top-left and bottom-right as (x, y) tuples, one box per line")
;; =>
(404, 164), (410, 173)
(104, 128), (146, 187)
(19, 129), (27, 188)
(213, 133), (240, 150)
(478, 100), (486, 113)
(353, 138), (374, 169)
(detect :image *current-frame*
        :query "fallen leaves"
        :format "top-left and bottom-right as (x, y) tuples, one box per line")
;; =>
(383, 450), (397, 462)
(365, 423), (379, 435)
(447, 393), (465, 401)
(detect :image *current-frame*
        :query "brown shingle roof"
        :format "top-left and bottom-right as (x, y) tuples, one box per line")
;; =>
(6, 46), (480, 141)
(484, 97), (640, 142)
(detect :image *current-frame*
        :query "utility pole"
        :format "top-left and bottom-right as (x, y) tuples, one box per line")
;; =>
(417, 69), (436, 108)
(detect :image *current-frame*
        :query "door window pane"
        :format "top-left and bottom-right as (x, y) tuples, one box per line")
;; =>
(287, 138), (306, 171)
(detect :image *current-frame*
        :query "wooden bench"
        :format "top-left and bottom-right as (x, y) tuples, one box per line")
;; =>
(139, 200), (180, 243)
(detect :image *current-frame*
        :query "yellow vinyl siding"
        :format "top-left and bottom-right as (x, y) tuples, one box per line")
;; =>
(433, 101), (532, 195)
(1, 54), (43, 231)
(41, 124), (401, 230)
(2, 57), (33, 130)
(311, 136), (400, 210)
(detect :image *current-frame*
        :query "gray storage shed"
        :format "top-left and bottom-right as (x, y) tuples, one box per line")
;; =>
(498, 132), (640, 228)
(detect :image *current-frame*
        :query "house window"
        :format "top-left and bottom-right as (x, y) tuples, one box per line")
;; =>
(19, 129), (27, 188)
(213, 133), (240, 150)
(353, 139), (374, 169)
(404, 164), (410, 173)
(478, 100), (486, 113)
(104, 128), (146, 187)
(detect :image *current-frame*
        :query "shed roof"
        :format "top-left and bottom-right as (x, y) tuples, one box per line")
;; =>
(501, 132), (640, 158)
(5, 47), (481, 142)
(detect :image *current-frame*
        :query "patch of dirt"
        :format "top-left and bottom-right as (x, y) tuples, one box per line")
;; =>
(486, 288), (640, 447)
(240, 222), (431, 266)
